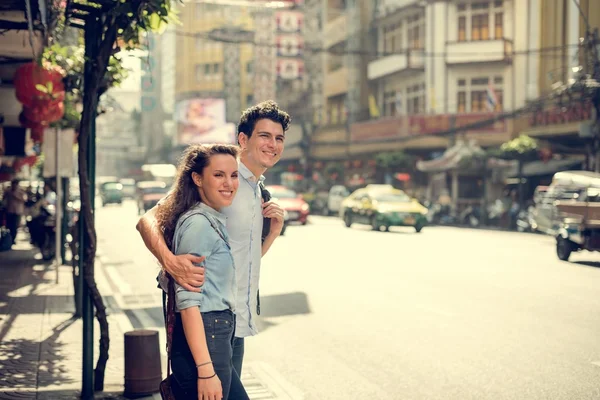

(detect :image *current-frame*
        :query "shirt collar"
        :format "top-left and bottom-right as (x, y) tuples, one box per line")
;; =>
(239, 161), (265, 184)
(195, 202), (227, 225)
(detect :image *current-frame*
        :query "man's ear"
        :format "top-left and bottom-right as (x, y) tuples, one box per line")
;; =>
(238, 132), (248, 148)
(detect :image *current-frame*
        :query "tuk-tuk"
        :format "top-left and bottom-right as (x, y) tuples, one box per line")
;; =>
(553, 171), (600, 261)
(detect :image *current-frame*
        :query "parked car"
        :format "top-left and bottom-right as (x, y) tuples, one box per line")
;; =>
(136, 181), (168, 215)
(327, 185), (349, 215)
(339, 184), (428, 232)
(265, 185), (310, 225)
(99, 182), (123, 206)
(119, 178), (136, 199)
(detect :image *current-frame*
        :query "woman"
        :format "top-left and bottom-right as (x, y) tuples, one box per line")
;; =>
(156, 144), (249, 400)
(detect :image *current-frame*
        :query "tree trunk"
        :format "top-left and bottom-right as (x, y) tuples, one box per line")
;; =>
(517, 159), (524, 211)
(78, 19), (118, 392)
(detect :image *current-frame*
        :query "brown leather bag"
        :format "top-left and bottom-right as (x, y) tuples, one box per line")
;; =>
(159, 273), (177, 400)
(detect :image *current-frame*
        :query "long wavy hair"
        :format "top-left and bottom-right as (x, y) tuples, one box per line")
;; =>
(156, 144), (239, 251)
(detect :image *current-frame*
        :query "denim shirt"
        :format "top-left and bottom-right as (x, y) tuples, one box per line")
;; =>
(221, 161), (264, 337)
(170, 202), (236, 313)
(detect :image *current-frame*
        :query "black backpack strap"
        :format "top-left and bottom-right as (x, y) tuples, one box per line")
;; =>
(257, 182), (272, 316)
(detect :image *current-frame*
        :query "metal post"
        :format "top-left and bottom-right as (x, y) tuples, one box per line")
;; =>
(61, 176), (68, 262)
(81, 20), (97, 400)
(55, 128), (62, 283)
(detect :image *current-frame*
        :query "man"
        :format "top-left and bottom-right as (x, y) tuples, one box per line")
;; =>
(137, 100), (290, 376)
(2, 180), (26, 245)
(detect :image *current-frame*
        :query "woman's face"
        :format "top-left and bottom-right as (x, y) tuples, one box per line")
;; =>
(194, 154), (239, 211)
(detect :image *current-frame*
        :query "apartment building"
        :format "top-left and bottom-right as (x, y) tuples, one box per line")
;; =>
(520, 0), (599, 159)
(346, 0), (541, 161)
(175, 2), (255, 122)
(310, 0), (374, 160)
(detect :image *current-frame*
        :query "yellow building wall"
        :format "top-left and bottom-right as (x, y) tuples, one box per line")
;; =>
(176, 3), (254, 108)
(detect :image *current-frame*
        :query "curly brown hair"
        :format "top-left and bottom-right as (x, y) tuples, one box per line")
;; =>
(237, 100), (291, 144)
(156, 143), (239, 251)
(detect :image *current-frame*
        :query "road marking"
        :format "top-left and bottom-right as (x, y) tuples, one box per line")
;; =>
(103, 265), (132, 294)
(243, 362), (304, 400)
(592, 361), (600, 368)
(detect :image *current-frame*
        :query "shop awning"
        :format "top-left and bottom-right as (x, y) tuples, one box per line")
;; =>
(507, 158), (584, 177)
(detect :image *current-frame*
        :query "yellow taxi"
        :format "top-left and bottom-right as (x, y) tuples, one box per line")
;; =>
(339, 184), (428, 233)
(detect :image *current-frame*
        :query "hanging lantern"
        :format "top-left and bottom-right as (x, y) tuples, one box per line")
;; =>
(19, 110), (48, 130)
(31, 127), (44, 143)
(23, 101), (64, 124)
(14, 62), (65, 108)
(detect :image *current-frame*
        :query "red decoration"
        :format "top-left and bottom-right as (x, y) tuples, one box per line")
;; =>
(31, 127), (44, 143)
(395, 173), (411, 182)
(23, 101), (64, 124)
(14, 62), (65, 108)
(19, 111), (47, 130)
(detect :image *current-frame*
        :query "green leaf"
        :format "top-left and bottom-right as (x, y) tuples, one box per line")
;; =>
(35, 84), (49, 93)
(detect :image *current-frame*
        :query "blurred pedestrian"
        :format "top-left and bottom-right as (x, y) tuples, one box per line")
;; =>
(2, 180), (26, 245)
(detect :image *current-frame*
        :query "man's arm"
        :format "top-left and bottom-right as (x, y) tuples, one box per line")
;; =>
(261, 201), (285, 257)
(136, 205), (205, 292)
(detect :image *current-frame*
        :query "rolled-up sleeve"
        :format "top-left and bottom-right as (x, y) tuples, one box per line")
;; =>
(174, 215), (218, 311)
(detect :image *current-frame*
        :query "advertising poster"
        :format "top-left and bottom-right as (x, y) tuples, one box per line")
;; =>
(174, 98), (236, 145)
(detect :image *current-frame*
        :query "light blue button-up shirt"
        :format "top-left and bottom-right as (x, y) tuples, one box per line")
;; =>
(170, 203), (236, 313)
(221, 161), (264, 338)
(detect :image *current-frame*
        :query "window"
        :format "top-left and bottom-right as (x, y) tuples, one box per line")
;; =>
(195, 64), (203, 83)
(327, 95), (347, 124)
(458, 16), (467, 41)
(456, 75), (503, 113)
(407, 13), (424, 49)
(204, 64), (211, 75)
(383, 90), (398, 116)
(213, 63), (220, 74)
(195, 37), (203, 51)
(407, 83), (425, 114)
(457, 1), (504, 41)
(195, 3), (203, 19)
(246, 94), (253, 108)
(383, 22), (403, 53)
(246, 62), (253, 74)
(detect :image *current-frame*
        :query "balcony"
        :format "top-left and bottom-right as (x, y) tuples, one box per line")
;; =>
(367, 50), (425, 80)
(324, 67), (348, 97)
(324, 14), (348, 49)
(446, 39), (513, 65)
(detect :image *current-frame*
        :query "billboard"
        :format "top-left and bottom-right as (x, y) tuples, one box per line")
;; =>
(174, 98), (236, 145)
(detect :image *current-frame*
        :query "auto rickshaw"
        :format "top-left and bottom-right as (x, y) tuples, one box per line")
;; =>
(553, 171), (600, 261)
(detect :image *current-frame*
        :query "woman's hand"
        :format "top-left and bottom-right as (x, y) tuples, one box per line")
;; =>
(197, 370), (222, 400)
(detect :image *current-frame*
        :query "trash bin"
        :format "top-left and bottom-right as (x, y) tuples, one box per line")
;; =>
(124, 329), (162, 398)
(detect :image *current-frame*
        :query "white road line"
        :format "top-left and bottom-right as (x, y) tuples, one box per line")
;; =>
(104, 265), (132, 294)
(592, 361), (600, 368)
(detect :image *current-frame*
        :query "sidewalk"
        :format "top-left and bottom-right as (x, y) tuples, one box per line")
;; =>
(0, 234), (161, 400)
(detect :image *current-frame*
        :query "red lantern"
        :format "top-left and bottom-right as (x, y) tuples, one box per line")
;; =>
(31, 127), (44, 143)
(19, 110), (48, 129)
(14, 62), (65, 108)
(24, 101), (64, 124)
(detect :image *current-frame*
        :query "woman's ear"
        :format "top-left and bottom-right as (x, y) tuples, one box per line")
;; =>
(191, 172), (202, 187)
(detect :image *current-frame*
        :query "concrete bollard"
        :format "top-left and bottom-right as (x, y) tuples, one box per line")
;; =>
(124, 329), (162, 398)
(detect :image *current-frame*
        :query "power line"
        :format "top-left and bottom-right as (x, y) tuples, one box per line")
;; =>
(170, 30), (581, 59)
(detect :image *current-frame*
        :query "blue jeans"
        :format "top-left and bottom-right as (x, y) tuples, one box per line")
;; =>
(170, 310), (249, 400)
(232, 337), (245, 376)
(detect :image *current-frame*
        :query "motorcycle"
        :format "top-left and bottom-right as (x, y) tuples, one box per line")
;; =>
(27, 203), (56, 261)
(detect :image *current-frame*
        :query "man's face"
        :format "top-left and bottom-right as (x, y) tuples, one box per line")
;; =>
(239, 118), (285, 170)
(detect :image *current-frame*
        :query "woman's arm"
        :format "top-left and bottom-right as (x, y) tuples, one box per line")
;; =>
(136, 205), (205, 292)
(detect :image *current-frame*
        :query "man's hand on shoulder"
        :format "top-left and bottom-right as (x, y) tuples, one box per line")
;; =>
(164, 253), (206, 292)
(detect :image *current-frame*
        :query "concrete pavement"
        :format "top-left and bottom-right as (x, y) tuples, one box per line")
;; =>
(0, 233), (161, 400)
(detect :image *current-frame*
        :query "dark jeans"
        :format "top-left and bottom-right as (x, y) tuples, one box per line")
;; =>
(232, 337), (245, 376)
(170, 310), (249, 400)
(6, 213), (20, 244)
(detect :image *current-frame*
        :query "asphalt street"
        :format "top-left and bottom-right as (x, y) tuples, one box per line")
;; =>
(96, 199), (600, 400)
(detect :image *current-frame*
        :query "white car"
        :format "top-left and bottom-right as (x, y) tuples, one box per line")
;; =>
(327, 185), (349, 216)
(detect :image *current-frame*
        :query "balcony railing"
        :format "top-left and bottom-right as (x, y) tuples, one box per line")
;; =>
(446, 38), (513, 64)
(324, 13), (348, 49)
(367, 49), (425, 80)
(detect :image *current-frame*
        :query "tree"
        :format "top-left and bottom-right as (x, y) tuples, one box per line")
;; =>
(375, 151), (415, 171)
(53, 0), (176, 391)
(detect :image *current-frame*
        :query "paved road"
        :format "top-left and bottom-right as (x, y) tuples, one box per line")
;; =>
(96, 200), (600, 400)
